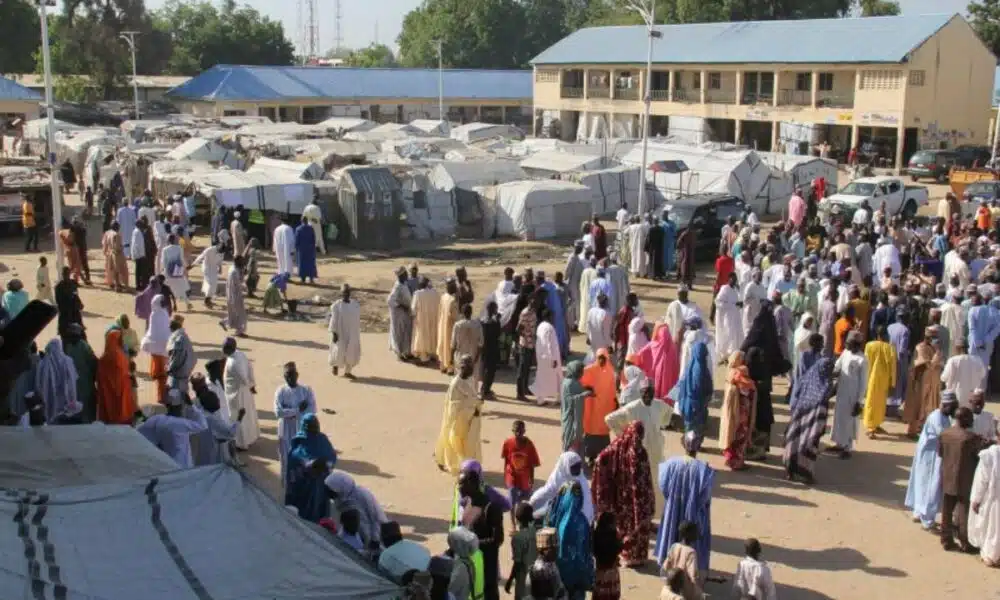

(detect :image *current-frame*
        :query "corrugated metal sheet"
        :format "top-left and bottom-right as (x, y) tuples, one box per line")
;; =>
(532, 13), (958, 65)
(166, 65), (532, 102)
(0, 76), (42, 101)
(341, 166), (401, 195)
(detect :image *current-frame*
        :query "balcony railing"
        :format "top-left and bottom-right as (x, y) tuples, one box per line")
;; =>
(673, 89), (697, 103)
(817, 94), (855, 109)
(615, 87), (640, 101)
(587, 87), (611, 99)
(778, 89), (812, 106)
(560, 87), (583, 99)
(741, 92), (774, 105)
(650, 89), (670, 101)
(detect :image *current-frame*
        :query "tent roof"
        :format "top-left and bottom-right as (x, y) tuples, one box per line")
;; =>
(247, 157), (324, 180)
(430, 160), (526, 191)
(520, 151), (605, 174)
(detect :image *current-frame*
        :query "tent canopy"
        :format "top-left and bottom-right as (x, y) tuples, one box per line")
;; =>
(429, 160), (526, 192)
(450, 122), (524, 144)
(247, 156), (325, 180)
(165, 137), (241, 169)
(196, 170), (313, 213)
(481, 179), (592, 240)
(519, 151), (606, 175)
(409, 119), (450, 136)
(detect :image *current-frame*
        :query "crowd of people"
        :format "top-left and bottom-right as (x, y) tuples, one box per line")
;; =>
(3, 172), (1000, 599)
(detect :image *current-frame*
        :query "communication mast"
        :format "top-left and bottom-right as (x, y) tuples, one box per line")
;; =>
(333, 0), (343, 54)
(298, 0), (320, 61)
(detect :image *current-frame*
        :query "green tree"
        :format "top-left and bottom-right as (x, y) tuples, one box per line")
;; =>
(0, 0), (41, 74)
(397, 0), (530, 69)
(970, 0), (1000, 59)
(344, 44), (398, 68)
(856, 0), (900, 16)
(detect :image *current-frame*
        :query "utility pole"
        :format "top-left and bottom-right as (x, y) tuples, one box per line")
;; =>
(625, 0), (660, 215)
(334, 0), (343, 54)
(436, 40), (444, 121)
(119, 31), (140, 120)
(37, 0), (63, 271)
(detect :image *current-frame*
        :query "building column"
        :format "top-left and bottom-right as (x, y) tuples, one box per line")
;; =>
(735, 70), (743, 105)
(771, 120), (780, 152)
(772, 70), (780, 107)
(734, 119), (743, 145)
(608, 111), (616, 137)
(850, 123), (860, 150)
(895, 124), (906, 171)
(298, 106), (304, 124)
(811, 71), (819, 108)
(583, 69), (589, 99)
(477, 105), (482, 120)
(668, 70), (675, 102)
(610, 69), (617, 99)
(700, 70), (707, 104)
(581, 111), (589, 140)
(501, 105), (507, 124)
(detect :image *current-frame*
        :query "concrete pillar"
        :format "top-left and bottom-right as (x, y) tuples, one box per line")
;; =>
(811, 71), (819, 108)
(773, 70), (780, 107)
(700, 70), (707, 104)
(895, 124), (906, 171)
(298, 106), (304, 124)
(477, 105), (482, 120)
(735, 70), (743, 105)
(583, 69), (589, 99)
(668, 70), (675, 102)
(608, 111), (615, 137)
(501, 105), (507, 124)
(734, 119), (742, 145)
(771, 120), (780, 152)
(851, 124), (860, 149)
(610, 69), (617, 99)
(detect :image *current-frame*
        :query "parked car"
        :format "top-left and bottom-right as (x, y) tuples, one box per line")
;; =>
(907, 149), (960, 182)
(662, 193), (746, 259)
(953, 145), (993, 168)
(821, 175), (929, 221)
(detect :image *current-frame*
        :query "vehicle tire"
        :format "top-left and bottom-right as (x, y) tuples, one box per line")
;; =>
(902, 200), (917, 220)
(911, 175), (919, 182)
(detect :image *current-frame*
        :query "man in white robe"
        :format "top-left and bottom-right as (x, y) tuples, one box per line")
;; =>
(272, 221), (295, 276)
(714, 273), (744, 357)
(116, 199), (137, 256)
(969, 444), (1000, 566)
(627, 219), (649, 277)
(410, 277), (439, 362)
(329, 284), (362, 378)
(616, 203), (629, 231)
(274, 361), (317, 482)
(941, 341), (987, 405)
(563, 243), (585, 331)
(872, 237), (901, 281)
(191, 243), (225, 308)
(665, 286), (702, 345)
(153, 215), (169, 275)
(223, 337), (258, 451)
(387, 268), (413, 360)
(741, 268), (767, 333)
(605, 376), (672, 502)
(585, 294), (613, 360)
(576, 257), (598, 332)
(606, 259), (629, 318)
(940, 295), (965, 354)
(231, 214), (247, 258)
(302, 199), (326, 255)
(531, 311), (561, 406)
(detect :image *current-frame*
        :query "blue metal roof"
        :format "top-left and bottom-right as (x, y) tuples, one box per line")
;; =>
(166, 65), (532, 102)
(532, 13), (959, 65)
(0, 75), (42, 101)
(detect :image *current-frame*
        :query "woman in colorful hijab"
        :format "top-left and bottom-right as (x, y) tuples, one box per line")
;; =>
(545, 482), (594, 598)
(529, 451), (594, 523)
(35, 338), (79, 422)
(560, 361), (589, 452)
(284, 413), (338, 522)
(96, 328), (135, 425)
(108, 314), (139, 357)
(140, 294), (171, 403)
(675, 341), (713, 437)
(324, 471), (388, 547)
(618, 365), (647, 404)
(450, 459), (511, 528)
(718, 351), (758, 471)
(635, 323), (680, 405)
(591, 421), (654, 568)
(784, 356), (835, 484)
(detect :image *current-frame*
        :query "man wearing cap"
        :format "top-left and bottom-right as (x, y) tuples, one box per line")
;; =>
(328, 284), (362, 378)
(166, 315), (196, 396)
(872, 236), (901, 282)
(967, 291), (1000, 389)
(665, 285), (702, 347)
(905, 391), (960, 530)
(223, 337), (259, 451)
(940, 407), (991, 552)
(942, 341), (987, 405)
(137, 389), (208, 469)
(655, 430), (714, 576)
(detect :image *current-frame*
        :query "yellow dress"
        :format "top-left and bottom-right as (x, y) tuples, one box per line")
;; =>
(436, 293), (459, 370)
(862, 340), (897, 433)
(434, 375), (482, 474)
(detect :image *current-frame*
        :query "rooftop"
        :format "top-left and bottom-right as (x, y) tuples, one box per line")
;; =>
(6, 73), (190, 89)
(0, 75), (42, 102)
(166, 65), (533, 103)
(532, 13), (961, 65)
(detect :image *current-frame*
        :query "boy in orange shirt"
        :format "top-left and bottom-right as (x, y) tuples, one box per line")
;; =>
(500, 420), (541, 527)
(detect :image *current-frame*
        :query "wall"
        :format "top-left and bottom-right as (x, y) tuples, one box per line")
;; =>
(0, 100), (41, 118)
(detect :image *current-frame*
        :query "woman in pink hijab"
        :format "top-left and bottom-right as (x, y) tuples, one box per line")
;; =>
(635, 322), (681, 406)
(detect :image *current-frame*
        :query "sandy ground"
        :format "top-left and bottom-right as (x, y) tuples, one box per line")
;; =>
(2, 182), (997, 600)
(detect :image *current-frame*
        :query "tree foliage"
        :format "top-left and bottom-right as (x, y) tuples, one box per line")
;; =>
(856, 0), (900, 16)
(0, 0), (41, 74)
(970, 0), (1000, 60)
(343, 45), (398, 68)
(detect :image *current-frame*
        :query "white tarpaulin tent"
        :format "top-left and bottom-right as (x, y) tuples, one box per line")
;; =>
(165, 137), (242, 169)
(757, 153), (839, 191)
(148, 160), (219, 197)
(22, 117), (88, 140)
(317, 116), (377, 132)
(196, 170), (313, 214)
(429, 161), (526, 192)
(450, 122), (523, 144)
(247, 156), (325, 180)
(519, 151), (606, 177)
(568, 165), (642, 215)
(477, 179), (592, 240)
(409, 119), (450, 136)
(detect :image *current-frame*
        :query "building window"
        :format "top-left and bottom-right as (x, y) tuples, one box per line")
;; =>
(859, 69), (903, 90)
(535, 69), (559, 83)
(909, 70), (925, 87)
(795, 73), (811, 92)
(692, 72), (701, 90)
(708, 72), (721, 90)
(818, 72), (834, 92)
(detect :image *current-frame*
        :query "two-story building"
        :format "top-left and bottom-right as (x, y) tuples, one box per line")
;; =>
(531, 13), (996, 170)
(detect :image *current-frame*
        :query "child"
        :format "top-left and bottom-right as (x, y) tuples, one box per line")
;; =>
(2, 279), (29, 317)
(659, 568), (686, 600)
(36, 256), (53, 304)
(732, 538), (777, 600)
(500, 420), (541, 527)
(262, 272), (291, 315)
(338, 508), (365, 553)
(592, 512), (622, 600)
(661, 521), (703, 600)
(504, 502), (537, 600)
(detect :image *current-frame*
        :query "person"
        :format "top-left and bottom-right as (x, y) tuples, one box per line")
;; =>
(577, 256), (598, 332)
(538, 271), (569, 357)
(532, 309), (562, 406)
(971, 389), (997, 442)
(230, 212), (246, 258)
(455, 266), (475, 309)
(674, 341), (713, 439)
(96, 327), (135, 424)
(115, 198), (136, 255)
(645, 215), (665, 279)
(302, 199), (326, 255)
(140, 295), (171, 404)
(515, 293), (541, 401)
(159, 234), (191, 311)
(452, 303), (484, 382)
(22, 194), (38, 251)
(502, 420), (542, 526)
(833, 306), (855, 356)
(219, 256), (248, 336)
(274, 360), (317, 481)
(411, 277), (440, 363)
(660, 521), (704, 600)
(243, 238), (261, 297)
(714, 273), (744, 358)
(35, 256), (53, 304)
(560, 361), (589, 452)
(655, 432), (714, 575)
(940, 407), (990, 552)
(587, 293), (614, 362)
(886, 312), (911, 412)
(435, 355), (483, 474)
(818, 287), (838, 356)
(967, 292), (1000, 389)
(481, 301), (502, 399)
(659, 567), (686, 600)
(101, 222), (129, 291)
(283, 412), (337, 522)
(166, 315), (195, 396)
(272, 218), (295, 276)
(137, 389), (208, 468)
(190, 373), (245, 466)
(61, 324), (98, 422)
(676, 226), (695, 288)
(969, 441), (1000, 567)
(379, 523), (433, 584)
(592, 421), (654, 568)
(130, 217), (149, 290)
(388, 267), (414, 361)
(788, 187), (806, 227)
(784, 356), (834, 484)
(627, 217), (649, 278)
(580, 349), (617, 464)
(437, 279), (461, 375)
(325, 471), (389, 549)
(294, 218), (318, 284)
(905, 391), (960, 531)
(902, 328), (945, 438)
(447, 526), (481, 600)
(606, 370), (672, 489)
(589, 513), (622, 600)
(2, 279), (29, 318)
(544, 482), (594, 599)
(530, 451), (594, 524)
(457, 468), (505, 600)
(563, 243), (585, 331)
(941, 341), (986, 405)
(328, 284), (362, 378)
(863, 326), (897, 439)
(506, 502), (538, 600)
(635, 323), (680, 404)
(732, 538), (778, 600)
(828, 332), (868, 458)
(719, 351), (757, 471)
(35, 338), (79, 422)
(223, 337), (259, 451)
(191, 242), (224, 308)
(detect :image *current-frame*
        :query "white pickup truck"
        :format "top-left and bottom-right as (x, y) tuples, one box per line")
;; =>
(821, 175), (930, 220)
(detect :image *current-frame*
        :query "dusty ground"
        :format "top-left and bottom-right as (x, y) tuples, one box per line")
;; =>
(2, 181), (996, 600)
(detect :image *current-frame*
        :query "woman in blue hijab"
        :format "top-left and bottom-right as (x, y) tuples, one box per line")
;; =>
(283, 413), (338, 522)
(675, 341), (714, 439)
(545, 482), (594, 600)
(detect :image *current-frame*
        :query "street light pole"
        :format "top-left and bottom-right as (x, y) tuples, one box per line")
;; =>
(37, 0), (63, 271)
(120, 31), (140, 120)
(436, 40), (444, 122)
(627, 0), (658, 216)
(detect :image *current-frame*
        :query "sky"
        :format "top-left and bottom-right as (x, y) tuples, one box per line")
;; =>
(143, 0), (969, 56)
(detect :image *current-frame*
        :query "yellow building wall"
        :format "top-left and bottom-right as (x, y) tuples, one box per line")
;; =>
(0, 100), (41, 118)
(903, 16), (996, 148)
